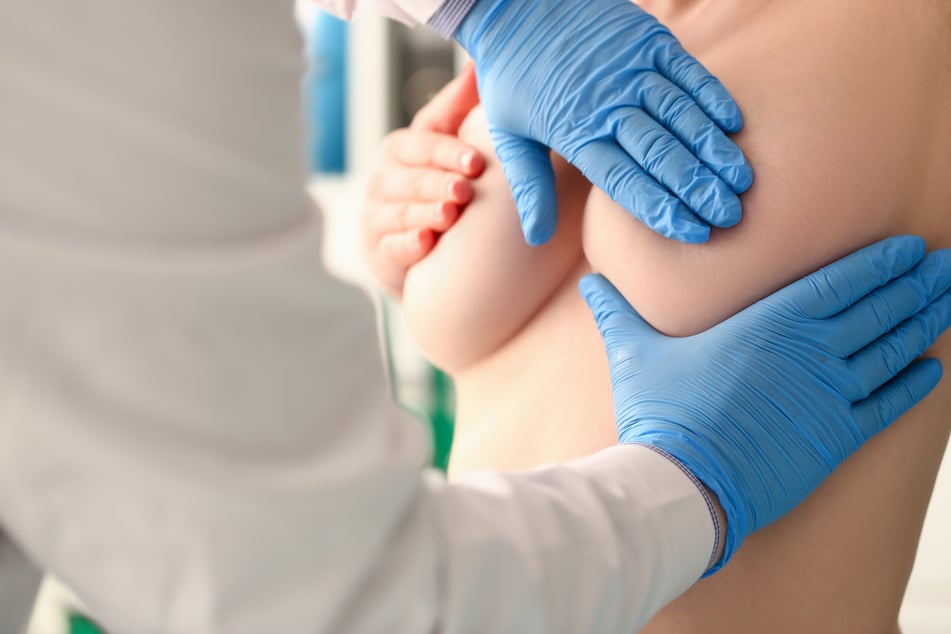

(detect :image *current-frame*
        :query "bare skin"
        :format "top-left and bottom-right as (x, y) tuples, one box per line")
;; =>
(365, 2), (951, 631)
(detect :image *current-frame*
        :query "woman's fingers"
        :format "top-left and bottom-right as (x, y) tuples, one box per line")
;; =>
(362, 196), (442, 296)
(364, 197), (460, 296)
(382, 129), (485, 177)
(380, 228), (436, 266)
(373, 229), (437, 297)
(376, 165), (474, 207)
(379, 200), (461, 235)
(361, 67), (483, 297)
(362, 129), (476, 297)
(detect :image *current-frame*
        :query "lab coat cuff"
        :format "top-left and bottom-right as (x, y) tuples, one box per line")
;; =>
(393, 0), (446, 26)
(315, 0), (420, 27)
(577, 445), (715, 594)
(631, 444), (722, 573)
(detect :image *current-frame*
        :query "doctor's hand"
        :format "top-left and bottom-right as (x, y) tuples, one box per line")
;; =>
(581, 235), (951, 573)
(362, 64), (484, 298)
(455, 0), (752, 246)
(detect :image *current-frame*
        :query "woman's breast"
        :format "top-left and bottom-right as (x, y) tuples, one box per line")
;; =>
(402, 108), (590, 374)
(582, 1), (951, 632)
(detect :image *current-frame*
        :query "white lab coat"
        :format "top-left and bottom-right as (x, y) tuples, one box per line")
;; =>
(313, 0), (443, 28)
(0, 2), (715, 632)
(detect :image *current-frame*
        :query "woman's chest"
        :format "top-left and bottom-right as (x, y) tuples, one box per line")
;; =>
(448, 275), (618, 477)
(670, 0), (948, 209)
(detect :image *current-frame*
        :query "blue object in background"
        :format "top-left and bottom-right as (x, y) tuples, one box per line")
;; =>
(304, 12), (347, 174)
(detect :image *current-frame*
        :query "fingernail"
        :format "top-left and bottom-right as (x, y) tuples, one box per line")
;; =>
(460, 150), (485, 175)
(448, 178), (474, 202)
(432, 202), (448, 224)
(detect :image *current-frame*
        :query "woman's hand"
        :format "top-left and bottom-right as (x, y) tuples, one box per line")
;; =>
(361, 63), (485, 298)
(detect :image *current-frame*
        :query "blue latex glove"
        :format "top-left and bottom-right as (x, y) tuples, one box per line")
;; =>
(580, 235), (951, 572)
(455, 0), (753, 246)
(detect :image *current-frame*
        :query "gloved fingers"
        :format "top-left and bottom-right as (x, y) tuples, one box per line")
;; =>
(377, 165), (475, 207)
(612, 108), (742, 229)
(637, 81), (752, 194)
(780, 236), (927, 320)
(851, 358), (943, 438)
(381, 130), (485, 179)
(573, 139), (710, 243)
(579, 273), (659, 354)
(491, 129), (559, 246)
(653, 38), (743, 133)
(845, 290), (951, 401)
(829, 249), (951, 357)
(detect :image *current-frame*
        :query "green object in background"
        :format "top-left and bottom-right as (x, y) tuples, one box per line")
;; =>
(381, 296), (455, 472)
(427, 364), (455, 473)
(68, 612), (105, 634)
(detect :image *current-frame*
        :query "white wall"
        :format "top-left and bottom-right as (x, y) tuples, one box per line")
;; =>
(900, 453), (951, 632)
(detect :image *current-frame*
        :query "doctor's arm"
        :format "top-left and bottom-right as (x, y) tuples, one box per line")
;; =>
(2, 235), (944, 634)
(0, 238), (714, 634)
(0, 6), (709, 630)
(0, 533), (41, 634)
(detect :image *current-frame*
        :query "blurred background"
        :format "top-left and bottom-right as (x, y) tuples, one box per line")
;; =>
(23, 6), (951, 633)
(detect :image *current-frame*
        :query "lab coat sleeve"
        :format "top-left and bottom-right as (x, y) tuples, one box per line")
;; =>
(0, 242), (713, 634)
(0, 3), (714, 632)
(309, 0), (445, 28)
(0, 533), (42, 634)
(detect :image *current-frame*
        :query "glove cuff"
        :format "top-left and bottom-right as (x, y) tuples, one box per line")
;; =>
(454, 0), (503, 53)
(429, 0), (480, 39)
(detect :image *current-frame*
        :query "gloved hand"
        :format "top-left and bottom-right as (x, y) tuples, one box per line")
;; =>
(455, 0), (752, 246)
(580, 235), (951, 572)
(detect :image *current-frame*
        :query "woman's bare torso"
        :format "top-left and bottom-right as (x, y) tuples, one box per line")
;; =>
(403, 1), (951, 632)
